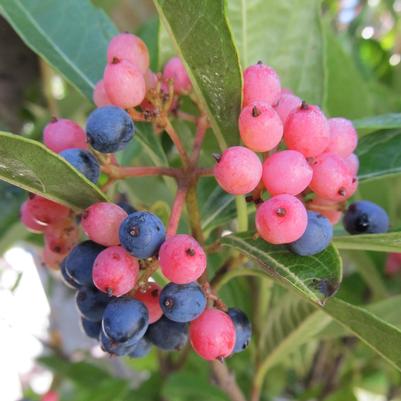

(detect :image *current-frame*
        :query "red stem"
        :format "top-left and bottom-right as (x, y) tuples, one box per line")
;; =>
(166, 183), (188, 237)
(101, 165), (180, 179)
(190, 115), (208, 165)
(165, 120), (190, 166)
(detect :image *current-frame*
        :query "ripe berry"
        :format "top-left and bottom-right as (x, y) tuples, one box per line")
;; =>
(59, 148), (100, 183)
(82, 202), (128, 246)
(93, 246), (139, 297)
(238, 101), (283, 152)
(309, 153), (357, 201)
(243, 63), (281, 107)
(289, 212), (333, 256)
(75, 285), (110, 321)
(343, 200), (389, 235)
(274, 93), (302, 124)
(326, 118), (358, 157)
(227, 308), (252, 353)
(80, 317), (102, 339)
(163, 57), (192, 94)
(86, 106), (135, 153)
(255, 194), (308, 244)
(262, 150), (313, 196)
(102, 297), (148, 343)
(189, 309), (236, 361)
(25, 195), (70, 226)
(160, 282), (207, 322)
(119, 211), (166, 259)
(133, 283), (163, 324)
(284, 103), (330, 157)
(344, 153), (359, 176)
(99, 328), (138, 356)
(159, 234), (206, 284)
(43, 118), (87, 153)
(146, 316), (188, 350)
(107, 33), (150, 75)
(93, 80), (112, 107)
(60, 258), (81, 289)
(104, 59), (146, 109)
(214, 146), (262, 195)
(20, 200), (46, 233)
(306, 197), (342, 225)
(128, 336), (152, 358)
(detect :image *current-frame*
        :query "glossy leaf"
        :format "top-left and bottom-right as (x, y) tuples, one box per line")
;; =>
(353, 114), (401, 134)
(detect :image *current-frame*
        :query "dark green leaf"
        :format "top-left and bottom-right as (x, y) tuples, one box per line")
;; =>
(353, 114), (401, 134)
(138, 17), (160, 71)
(0, 182), (25, 236)
(333, 231), (401, 252)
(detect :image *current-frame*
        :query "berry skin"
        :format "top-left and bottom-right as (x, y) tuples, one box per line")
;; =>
(42, 391), (59, 401)
(227, 308), (252, 353)
(274, 93), (302, 124)
(255, 194), (308, 244)
(99, 328), (138, 356)
(20, 200), (46, 233)
(80, 317), (102, 339)
(128, 336), (152, 358)
(119, 211), (166, 259)
(238, 101), (283, 152)
(144, 69), (158, 91)
(160, 282), (207, 323)
(107, 33), (150, 75)
(326, 118), (358, 157)
(42, 243), (66, 269)
(133, 283), (163, 324)
(75, 286), (111, 321)
(309, 153), (357, 201)
(344, 153), (359, 176)
(44, 218), (78, 256)
(262, 150), (313, 196)
(102, 297), (149, 343)
(385, 253), (401, 276)
(43, 118), (87, 153)
(82, 202), (128, 246)
(60, 258), (81, 289)
(104, 59), (146, 109)
(306, 197), (342, 225)
(25, 195), (70, 226)
(86, 106), (135, 153)
(93, 246), (139, 297)
(163, 57), (192, 94)
(343, 200), (389, 235)
(189, 309), (236, 361)
(284, 104), (330, 157)
(214, 146), (262, 195)
(159, 234), (206, 284)
(289, 211), (333, 256)
(59, 148), (100, 183)
(146, 316), (188, 351)
(93, 80), (112, 107)
(243, 63), (281, 107)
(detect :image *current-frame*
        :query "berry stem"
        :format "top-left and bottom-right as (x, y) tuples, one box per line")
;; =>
(210, 361), (247, 401)
(175, 110), (198, 123)
(166, 183), (188, 237)
(165, 120), (191, 167)
(235, 196), (248, 232)
(101, 165), (181, 179)
(190, 115), (209, 165)
(195, 167), (214, 177)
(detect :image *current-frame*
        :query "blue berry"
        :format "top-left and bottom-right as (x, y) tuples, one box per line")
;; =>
(119, 211), (166, 259)
(289, 211), (333, 256)
(128, 336), (152, 358)
(64, 241), (105, 287)
(80, 317), (102, 339)
(227, 308), (252, 353)
(60, 258), (80, 289)
(76, 286), (110, 321)
(146, 316), (188, 350)
(102, 297), (149, 343)
(117, 200), (137, 214)
(86, 106), (134, 153)
(160, 282), (207, 322)
(60, 148), (100, 183)
(99, 328), (138, 356)
(343, 200), (389, 234)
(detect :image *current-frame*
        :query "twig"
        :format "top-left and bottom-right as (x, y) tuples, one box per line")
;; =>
(166, 183), (188, 237)
(165, 120), (190, 166)
(190, 115), (209, 165)
(101, 165), (181, 179)
(211, 361), (247, 401)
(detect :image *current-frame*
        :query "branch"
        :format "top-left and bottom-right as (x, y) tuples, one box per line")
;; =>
(190, 115), (209, 165)
(165, 120), (191, 166)
(166, 183), (188, 237)
(211, 361), (247, 401)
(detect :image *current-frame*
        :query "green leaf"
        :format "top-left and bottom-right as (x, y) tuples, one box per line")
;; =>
(333, 231), (401, 252)
(153, 0), (242, 149)
(0, 182), (25, 235)
(353, 114), (401, 135)
(0, 132), (107, 210)
(0, 0), (117, 99)
(221, 232), (342, 305)
(138, 17), (160, 71)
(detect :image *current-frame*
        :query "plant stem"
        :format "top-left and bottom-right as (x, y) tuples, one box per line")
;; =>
(166, 183), (188, 237)
(102, 165), (181, 179)
(185, 182), (205, 245)
(235, 196), (248, 232)
(190, 115), (208, 165)
(196, 167), (214, 177)
(210, 361), (247, 401)
(165, 120), (191, 166)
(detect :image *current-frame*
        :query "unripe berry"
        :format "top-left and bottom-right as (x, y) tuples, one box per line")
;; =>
(44, 217), (79, 255)
(43, 118), (87, 153)
(385, 253), (401, 276)
(42, 391), (59, 401)
(159, 234), (206, 284)
(163, 57), (192, 94)
(307, 197), (343, 225)
(20, 200), (46, 233)
(25, 195), (70, 225)
(344, 153), (359, 176)
(238, 101), (283, 152)
(284, 103), (330, 157)
(93, 80), (112, 107)
(81, 202), (128, 246)
(274, 93), (302, 124)
(42, 242), (66, 269)
(255, 194), (308, 244)
(326, 118), (358, 157)
(134, 282), (163, 324)
(262, 150), (313, 196)
(243, 63), (281, 107)
(214, 146), (262, 195)
(189, 309), (236, 360)
(144, 69), (158, 91)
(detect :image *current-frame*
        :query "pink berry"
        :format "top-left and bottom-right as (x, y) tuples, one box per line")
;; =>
(262, 150), (313, 196)
(45, 217), (79, 255)
(189, 309), (236, 360)
(25, 195), (70, 225)
(243, 63), (281, 107)
(238, 101), (283, 152)
(385, 253), (401, 277)
(214, 146), (262, 195)
(307, 197), (342, 225)
(42, 391), (59, 401)
(43, 118), (87, 153)
(281, 88), (293, 95)
(274, 93), (302, 124)
(104, 59), (146, 108)
(309, 153), (358, 201)
(20, 201), (46, 233)
(93, 80), (112, 107)
(93, 246), (139, 297)
(107, 33), (149, 75)
(81, 202), (127, 246)
(163, 57), (192, 94)
(255, 194), (308, 244)
(134, 282), (163, 323)
(42, 242), (66, 269)
(144, 69), (158, 91)
(159, 234), (206, 284)
(284, 103), (330, 157)
(326, 118), (358, 157)
(344, 153), (359, 176)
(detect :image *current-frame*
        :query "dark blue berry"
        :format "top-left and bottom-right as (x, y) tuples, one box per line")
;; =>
(80, 317), (102, 339)
(99, 329), (138, 356)
(128, 336), (152, 358)
(102, 297), (149, 343)
(289, 211), (333, 256)
(60, 148), (100, 183)
(343, 200), (389, 235)
(227, 308), (252, 353)
(119, 211), (166, 259)
(76, 286), (110, 321)
(160, 282), (207, 322)
(117, 200), (137, 214)
(146, 316), (188, 351)
(60, 258), (80, 289)
(86, 106), (134, 153)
